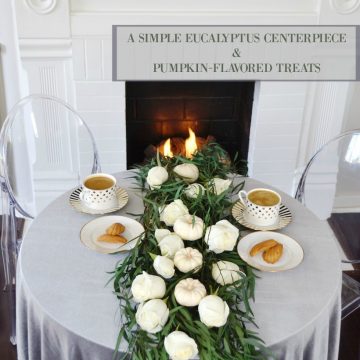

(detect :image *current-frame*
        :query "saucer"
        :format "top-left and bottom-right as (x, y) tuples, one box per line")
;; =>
(80, 215), (144, 254)
(232, 201), (292, 231)
(237, 231), (303, 272)
(69, 187), (129, 215)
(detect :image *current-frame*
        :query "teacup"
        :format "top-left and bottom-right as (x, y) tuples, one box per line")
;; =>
(238, 188), (281, 226)
(80, 173), (118, 210)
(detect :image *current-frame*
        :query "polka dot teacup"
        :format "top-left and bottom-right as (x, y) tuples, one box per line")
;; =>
(238, 188), (281, 226)
(80, 173), (118, 210)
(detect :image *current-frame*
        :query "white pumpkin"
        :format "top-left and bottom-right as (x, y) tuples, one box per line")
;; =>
(184, 183), (205, 199)
(159, 199), (189, 226)
(154, 228), (171, 243)
(146, 166), (168, 189)
(173, 164), (199, 183)
(174, 247), (203, 273)
(173, 214), (204, 241)
(174, 278), (207, 307)
(158, 233), (185, 259)
(211, 260), (245, 286)
(209, 177), (232, 195)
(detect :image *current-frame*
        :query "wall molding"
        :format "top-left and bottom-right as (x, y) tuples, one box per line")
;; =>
(311, 83), (339, 153)
(292, 82), (351, 211)
(19, 39), (72, 58)
(330, 0), (360, 14)
(296, 82), (350, 168)
(70, 0), (318, 13)
(70, 12), (318, 36)
(24, 0), (57, 15)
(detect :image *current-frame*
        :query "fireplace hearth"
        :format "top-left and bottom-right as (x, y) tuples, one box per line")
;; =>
(126, 81), (254, 167)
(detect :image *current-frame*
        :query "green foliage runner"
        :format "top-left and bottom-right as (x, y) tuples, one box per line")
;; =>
(111, 143), (269, 359)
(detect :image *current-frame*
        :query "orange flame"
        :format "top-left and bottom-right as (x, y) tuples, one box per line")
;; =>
(163, 138), (173, 158)
(185, 128), (198, 158)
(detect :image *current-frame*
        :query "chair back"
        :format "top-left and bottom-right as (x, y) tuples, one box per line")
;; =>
(295, 130), (360, 220)
(0, 94), (101, 217)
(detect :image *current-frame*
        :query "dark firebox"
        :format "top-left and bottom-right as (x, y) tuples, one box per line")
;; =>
(126, 81), (254, 168)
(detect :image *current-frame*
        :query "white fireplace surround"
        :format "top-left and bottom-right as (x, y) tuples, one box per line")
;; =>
(0, 0), (359, 214)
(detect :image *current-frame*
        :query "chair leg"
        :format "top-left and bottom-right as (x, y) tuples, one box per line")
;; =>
(2, 235), (17, 345)
(342, 272), (360, 320)
(8, 282), (16, 345)
(9, 206), (17, 345)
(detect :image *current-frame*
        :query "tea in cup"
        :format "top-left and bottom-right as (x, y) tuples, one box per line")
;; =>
(238, 188), (281, 226)
(80, 173), (118, 210)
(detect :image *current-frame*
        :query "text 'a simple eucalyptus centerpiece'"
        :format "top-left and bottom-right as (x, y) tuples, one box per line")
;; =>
(111, 143), (270, 360)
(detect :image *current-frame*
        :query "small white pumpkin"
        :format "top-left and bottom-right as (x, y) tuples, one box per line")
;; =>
(209, 177), (232, 195)
(211, 260), (245, 286)
(154, 228), (171, 243)
(174, 278), (207, 307)
(158, 233), (185, 259)
(146, 166), (168, 189)
(173, 214), (204, 241)
(154, 255), (175, 279)
(173, 163), (199, 183)
(174, 247), (203, 273)
(184, 183), (205, 199)
(159, 199), (189, 226)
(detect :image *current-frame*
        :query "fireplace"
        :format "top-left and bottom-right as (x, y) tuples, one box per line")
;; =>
(126, 81), (254, 167)
(10, 1), (353, 202)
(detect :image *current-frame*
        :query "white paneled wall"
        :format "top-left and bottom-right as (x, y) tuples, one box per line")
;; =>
(19, 41), (78, 212)
(249, 82), (307, 194)
(72, 38), (126, 173)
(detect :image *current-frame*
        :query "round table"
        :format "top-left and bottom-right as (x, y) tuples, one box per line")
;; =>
(16, 172), (342, 360)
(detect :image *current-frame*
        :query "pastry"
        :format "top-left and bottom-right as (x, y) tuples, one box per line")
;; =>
(106, 223), (125, 236)
(250, 239), (279, 257)
(262, 243), (283, 264)
(97, 234), (127, 244)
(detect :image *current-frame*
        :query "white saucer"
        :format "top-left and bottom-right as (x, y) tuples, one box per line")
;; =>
(237, 231), (304, 272)
(69, 187), (129, 215)
(232, 201), (292, 231)
(80, 215), (144, 254)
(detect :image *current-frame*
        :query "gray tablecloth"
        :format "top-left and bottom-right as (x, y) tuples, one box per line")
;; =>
(16, 172), (342, 360)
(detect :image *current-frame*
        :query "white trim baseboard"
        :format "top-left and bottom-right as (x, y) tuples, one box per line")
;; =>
(334, 195), (360, 213)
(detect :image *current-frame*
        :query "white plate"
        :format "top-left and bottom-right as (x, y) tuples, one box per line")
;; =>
(232, 201), (292, 231)
(237, 231), (304, 272)
(80, 215), (144, 254)
(70, 187), (129, 215)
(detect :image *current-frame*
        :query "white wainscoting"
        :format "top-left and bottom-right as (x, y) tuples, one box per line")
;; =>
(249, 81), (307, 193)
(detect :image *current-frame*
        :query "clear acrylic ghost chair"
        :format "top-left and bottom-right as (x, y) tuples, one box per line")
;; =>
(295, 129), (360, 319)
(0, 94), (101, 344)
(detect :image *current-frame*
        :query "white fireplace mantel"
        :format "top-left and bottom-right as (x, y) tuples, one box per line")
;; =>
(3, 0), (358, 212)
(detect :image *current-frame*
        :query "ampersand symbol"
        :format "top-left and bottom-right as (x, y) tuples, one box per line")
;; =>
(232, 48), (241, 58)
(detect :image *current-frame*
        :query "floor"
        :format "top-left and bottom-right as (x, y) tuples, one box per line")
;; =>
(0, 214), (360, 360)
(340, 270), (360, 360)
(329, 213), (360, 270)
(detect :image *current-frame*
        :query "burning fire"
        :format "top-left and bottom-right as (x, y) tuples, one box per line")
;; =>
(162, 128), (198, 159)
(152, 127), (211, 160)
(163, 138), (173, 158)
(185, 128), (198, 158)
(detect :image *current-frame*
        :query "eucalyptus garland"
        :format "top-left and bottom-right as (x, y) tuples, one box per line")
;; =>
(111, 143), (269, 360)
